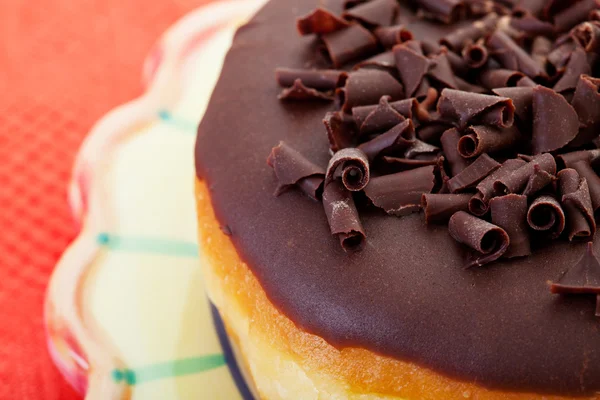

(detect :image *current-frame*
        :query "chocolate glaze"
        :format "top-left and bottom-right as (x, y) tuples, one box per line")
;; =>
(196, 0), (600, 395)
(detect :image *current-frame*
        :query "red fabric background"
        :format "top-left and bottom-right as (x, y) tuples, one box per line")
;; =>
(0, 1), (207, 398)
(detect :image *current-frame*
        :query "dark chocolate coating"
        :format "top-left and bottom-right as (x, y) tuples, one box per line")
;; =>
(196, 0), (600, 395)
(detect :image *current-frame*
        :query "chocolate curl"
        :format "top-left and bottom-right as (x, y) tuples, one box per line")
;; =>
(441, 128), (472, 176)
(354, 51), (397, 72)
(571, 160), (600, 210)
(553, 48), (591, 94)
(573, 21), (600, 53)
(422, 193), (471, 223)
(487, 30), (546, 78)
(339, 70), (404, 112)
(445, 50), (470, 77)
(427, 51), (460, 89)
(375, 25), (414, 49)
(558, 168), (596, 241)
(447, 154), (501, 193)
(326, 148), (370, 191)
(441, 13), (499, 52)
(382, 155), (440, 170)
(489, 194), (531, 258)
(479, 69), (525, 89)
(342, 0), (398, 28)
(591, 9), (600, 21)
(547, 40), (576, 70)
(297, 7), (350, 35)
(492, 87), (533, 122)
(517, 76), (537, 87)
(553, 0), (599, 33)
(469, 158), (527, 216)
(322, 24), (379, 68)
(532, 85), (580, 154)
(364, 166), (435, 216)
(512, 0), (548, 17)
(531, 36), (552, 68)
(404, 139), (441, 160)
(322, 180), (366, 252)
(278, 79), (335, 101)
(559, 149), (600, 168)
(267, 142), (325, 200)
(415, 0), (466, 24)
(455, 77), (487, 94)
(494, 153), (557, 194)
(571, 75), (600, 146)
(509, 14), (554, 37)
(352, 96), (406, 136)
(466, 0), (497, 17)
(393, 42), (430, 98)
(527, 195), (566, 238)
(358, 119), (415, 161)
(458, 125), (521, 158)
(550, 242), (600, 299)
(522, 164), (557, 197)
(448, 211), (510, 267)
(352, 98), (418, 128)
(276, 68), (348, 90)
(324, 111), (358, 152)
(437, 89), (515, 129)
(462, 41), (489, 68)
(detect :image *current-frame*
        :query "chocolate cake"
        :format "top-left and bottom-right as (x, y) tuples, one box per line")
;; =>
(195, 0), (600, 397)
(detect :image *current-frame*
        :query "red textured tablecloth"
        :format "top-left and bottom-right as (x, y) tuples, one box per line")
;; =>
(0, 1), (206, 398)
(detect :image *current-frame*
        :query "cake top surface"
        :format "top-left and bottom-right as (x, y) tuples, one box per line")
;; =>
(196, 0), (600, 394)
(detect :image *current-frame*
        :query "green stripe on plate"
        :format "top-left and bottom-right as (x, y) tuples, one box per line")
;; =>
(112, 354), (226, 385)
(97, 233), (199, 258)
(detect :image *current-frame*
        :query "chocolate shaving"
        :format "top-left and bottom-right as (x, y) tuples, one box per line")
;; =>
(531, 36), (552, 69)
(571, 160), (600, 211)
(553, 0), (599, 33)
(487, 30), (546, 78)
(547, 40), (576, 70)
(393, 42), (431, 98)
(447, 153), (501, 193)
(448, 211), (510, 267)
(441, 128), (472, 176)
(415, 0), (466, 24)
(404, 139), (441, 160)
(422, 193), (471, 223)
(494, 153), (556, 194)
(441, 13), (498, 52)
(358, 119), (415, 161)
(267, 142), (325, 200)
(469, 158), (527, 216)
(417, 121), (454, 144)
(276, 68), (348, 90)
(522, 164), (556, 197)
(342, 0), (398, 28)
(324, 111), (358, 152)
(352, 98), (418, 129)
(462, 41), (489, 68)
(570, 75), (600, 147)
(455, 77), (487, 94)
(427, 51), (460, 89)
(489, 194), (531, 258)
(364, 165), (435, 216)
(479, 69), (525, 89)
(326, 148), (370, 191)
(458, 125), (521, 158)
(517, 76), (537, 87)
(550, 241), (600, 304)
(278, 79), (335, 101)
(553, 48), (591, 94)
(445, 49), (470, 77)
(532, 85), (580, 154)
(353, 51), (397, 72)
(297, 7), (350, 35)
(322, 24), (379, 68)
(558, 168), (596, 241)
(437, 88), (515, 129)
(339, 69), (404, 112)
(352, 96), (406, 135)
(375, 25), (414, 49)
(322, 180), (366, 252)
(382, 155), (441, 170)
(492, 86), (533, 121)
(527, 195), (566, 238)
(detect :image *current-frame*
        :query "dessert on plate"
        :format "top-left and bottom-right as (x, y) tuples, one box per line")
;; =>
(195, 0), (600, 398)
